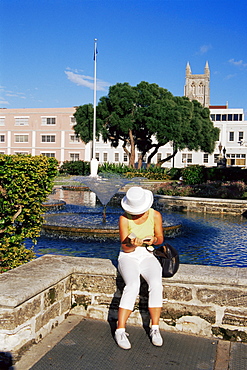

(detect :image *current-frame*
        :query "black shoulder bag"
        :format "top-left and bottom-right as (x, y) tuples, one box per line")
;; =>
(153, 243), (179, 278)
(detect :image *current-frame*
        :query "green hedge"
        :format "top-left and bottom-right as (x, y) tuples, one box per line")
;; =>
(59, 160), (90, 175)
(0, 155), (58, 272)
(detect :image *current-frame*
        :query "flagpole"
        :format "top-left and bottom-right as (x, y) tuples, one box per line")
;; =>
(90, 38), (98, 176)
(92, 38), (97, 160)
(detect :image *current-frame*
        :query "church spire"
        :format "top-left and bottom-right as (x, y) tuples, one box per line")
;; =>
(186, 62), (191, 76)
(204, 61), (210, 76)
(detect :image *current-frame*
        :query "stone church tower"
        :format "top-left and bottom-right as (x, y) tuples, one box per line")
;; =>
(184, 62), (210, 107)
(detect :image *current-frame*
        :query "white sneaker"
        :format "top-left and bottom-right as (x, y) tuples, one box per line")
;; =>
(115, 330), (131, 349)
(150, 328), (163, 346)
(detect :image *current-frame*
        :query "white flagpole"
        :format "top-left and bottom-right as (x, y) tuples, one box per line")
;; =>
(92, 38), (97, 160)
(90, 38), (98, 176)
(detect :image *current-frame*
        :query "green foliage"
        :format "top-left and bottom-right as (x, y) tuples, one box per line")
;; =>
(205, 167), (247, 184)
(167, 167), (182, 180)
(157, 180), (247, 199)
(59, 160), (90, 175)
(98, 162), (130, 174)
(73, 104), (95, 144)
(193, 181), (247, 199)
(181, 165), (206, 185)
(0, 154), (58, 272)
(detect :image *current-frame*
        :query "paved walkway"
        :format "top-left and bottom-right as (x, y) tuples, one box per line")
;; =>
(14, 315), (247, 370)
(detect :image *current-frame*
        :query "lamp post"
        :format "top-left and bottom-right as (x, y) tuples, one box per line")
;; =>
(218, 142), (222, 157)
(222, 147), (226, 167)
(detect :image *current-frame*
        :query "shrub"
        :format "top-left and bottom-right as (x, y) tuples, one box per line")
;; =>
(59, 160), (90, 175)
(181, 165), (206, 185)
(167, 167), (182, 180)
(98, 162), (130, 174)
(0, 154), (58, 272)
(157, 180), (247, 199)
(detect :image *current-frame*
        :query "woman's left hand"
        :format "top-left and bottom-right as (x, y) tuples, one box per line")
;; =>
(142, 236), (156, 246)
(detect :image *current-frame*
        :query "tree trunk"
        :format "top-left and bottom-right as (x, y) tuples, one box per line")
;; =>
(157, 148), (178, 167)
(147, 144), (162, 168)
(128, 130), (136, 168)
(137, 156), (142, 169)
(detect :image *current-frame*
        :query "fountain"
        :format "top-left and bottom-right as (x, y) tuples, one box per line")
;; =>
(42, 168), (181, 239)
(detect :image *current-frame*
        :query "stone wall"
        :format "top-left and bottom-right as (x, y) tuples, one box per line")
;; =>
(1, 255), (247, 360)
(154, 195), (247, 215)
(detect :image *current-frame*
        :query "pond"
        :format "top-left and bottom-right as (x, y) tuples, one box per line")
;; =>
(26, 189), (247, 268)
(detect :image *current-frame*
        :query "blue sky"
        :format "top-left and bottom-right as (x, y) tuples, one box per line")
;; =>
(1, 0), (247, 113)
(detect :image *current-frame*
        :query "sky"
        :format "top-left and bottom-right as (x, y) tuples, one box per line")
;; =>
(1, 0), (247, 114)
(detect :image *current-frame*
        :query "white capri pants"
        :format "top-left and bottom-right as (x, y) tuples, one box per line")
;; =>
(118, 247), (163, 311)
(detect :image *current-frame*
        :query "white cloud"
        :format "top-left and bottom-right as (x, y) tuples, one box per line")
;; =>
(197, 44), (212, 55)
(65, 70), (110, 91)
(0, 98), (9, 105)
(224, 74), (237, 80)
(229, 59), (247, 68)
(6, 92), (26, 99)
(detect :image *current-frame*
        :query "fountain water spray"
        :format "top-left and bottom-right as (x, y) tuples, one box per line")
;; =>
(73, 173), (136, 222)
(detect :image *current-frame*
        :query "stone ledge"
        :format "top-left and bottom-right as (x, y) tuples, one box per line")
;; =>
(0, 255), (116, 308)
(1, 255), (247, 309)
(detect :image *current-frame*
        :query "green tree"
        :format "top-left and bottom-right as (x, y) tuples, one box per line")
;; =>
(74, 81), (219, 168)
(73, 103), (95, 144)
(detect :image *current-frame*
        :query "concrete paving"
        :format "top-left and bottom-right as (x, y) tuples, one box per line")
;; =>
(14, 315), (247, 370)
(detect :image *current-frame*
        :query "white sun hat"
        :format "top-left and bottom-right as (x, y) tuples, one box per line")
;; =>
(121, 186), (153, 215)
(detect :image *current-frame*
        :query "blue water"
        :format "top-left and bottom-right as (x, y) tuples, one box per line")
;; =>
(26, 195), (247, 268)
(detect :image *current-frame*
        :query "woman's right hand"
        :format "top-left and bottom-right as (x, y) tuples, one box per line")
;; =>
(130, 237), (143, 247)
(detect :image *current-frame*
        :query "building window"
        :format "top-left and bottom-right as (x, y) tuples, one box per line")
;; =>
(210, 114), (215, 121)
(239, 132), (244, 142)
(0, 135), (5, 142)
(166, 153), (171, 162)
(227, 153), (246, 166)
(187, 154), (192, 163)
(203, 153), (209, 163)
(0, 117), (5, 126)
(70, 135), (80, 142)
(234, 114), (239, 121)
(222, 114), (227, 121)
(15, 117), (29, 126)
(15, 151), (29, 155)
(41, 117), (56, 125)
(229, 132), (234, 141)
(115, 152), (119, 162)
(103, 153), (108, 162)
(214, 154), (219, 163)
(70, 116), (76, 125)
(70, 153), (79, 161)
(95, 152), (100, 161)
(182, 153), (192, 164)
(15, 135), (28, 143)
(157, 153), (162, 162)
(228, 114), (233, 121)
(216, 114), (221, 121)
(239, 114), (243, 121)
(41, 153), (55, 158)
(41, 135), (55, 142)
(123, 153), (128, 162)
